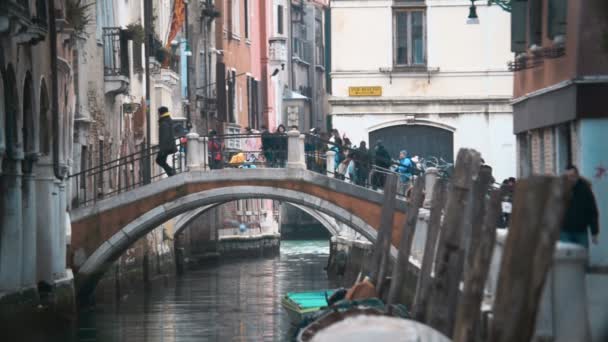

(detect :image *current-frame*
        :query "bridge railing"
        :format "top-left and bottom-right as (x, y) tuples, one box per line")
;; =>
(69, 140), (187, 208)
(303, 133), (440, 198)
(69, 131), (302, 208)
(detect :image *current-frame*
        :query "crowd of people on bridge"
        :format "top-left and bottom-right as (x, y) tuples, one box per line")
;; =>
(156, 107), (600, 249)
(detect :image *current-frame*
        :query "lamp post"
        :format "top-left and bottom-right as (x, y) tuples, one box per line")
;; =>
(467, 0), (480, 24)
(467, 0), (513, 24)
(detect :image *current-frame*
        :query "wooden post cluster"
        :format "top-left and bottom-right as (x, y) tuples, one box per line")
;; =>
(357, 147), (570, 342)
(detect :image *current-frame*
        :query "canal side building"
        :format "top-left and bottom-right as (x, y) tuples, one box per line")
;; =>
(329, 0), (515, 181)
(1, 0), (76, 312)
(509, 0), (608, 265)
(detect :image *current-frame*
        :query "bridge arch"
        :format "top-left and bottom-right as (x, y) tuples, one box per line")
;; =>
(172, 202), (346, 238)
(71, 169), (407, 299)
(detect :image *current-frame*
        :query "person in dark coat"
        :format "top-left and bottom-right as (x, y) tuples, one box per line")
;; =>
(260, 125), (274, 167)
(560, 165), (600, 247)
(156, 107), (177, 176)
(274, 125), (288, 167)
(208, 130), (224, 169)
(372, 140), (391, 189)
(354, 141), (370, 186)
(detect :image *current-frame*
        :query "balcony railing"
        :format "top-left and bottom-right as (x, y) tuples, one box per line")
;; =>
(103, 27), (130, 77)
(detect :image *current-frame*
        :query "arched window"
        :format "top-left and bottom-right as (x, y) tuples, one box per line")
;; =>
(4, 65), (20, 159)
(23, 72), (35, 158)
(39, 80), (50, 155)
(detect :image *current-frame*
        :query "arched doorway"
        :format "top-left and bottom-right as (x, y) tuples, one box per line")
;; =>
(369, 124), (454, 162)
(39, 80), (50, 155)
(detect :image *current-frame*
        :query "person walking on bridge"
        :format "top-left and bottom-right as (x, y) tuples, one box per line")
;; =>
(156, 106), (177, 176)
(560, 165), (600, 248)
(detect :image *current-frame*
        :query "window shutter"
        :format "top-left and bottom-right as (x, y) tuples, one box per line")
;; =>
(528, 0), (542, 46)
(511, 1), (528, 53)
(548, 0), (567, 39)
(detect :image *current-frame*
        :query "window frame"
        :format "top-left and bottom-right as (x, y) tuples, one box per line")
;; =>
(244, 0), (250, 40)
(392, 7), (427, 68)
(277, 5), (284, 35)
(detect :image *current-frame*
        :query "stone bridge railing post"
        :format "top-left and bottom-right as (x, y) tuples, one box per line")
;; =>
(199, 136), (209, 170)
(326, 150), (336, 176)
(287, 129), (305, 169)
(423, 167), (438, 208)
(186, 133), (201, 170)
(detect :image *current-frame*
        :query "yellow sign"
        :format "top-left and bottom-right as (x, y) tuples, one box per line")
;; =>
(348, 86), (382, 97)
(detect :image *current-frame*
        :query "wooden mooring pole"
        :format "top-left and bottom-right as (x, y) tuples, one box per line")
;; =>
(488, 176), (569, 342)
(453, 188), (502, 342)
(412, 178), (447, 322)
(426, 148), (481, 337)
(369, 173), (398, 286)
(386, 176), (425, 305)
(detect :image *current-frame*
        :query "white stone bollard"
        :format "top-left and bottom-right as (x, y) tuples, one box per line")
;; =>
(423, 167), (438, 208)
(287, 129), (306, 169)
(326, 150), (336, 176)
(198, 136), (209, 170)
(186, 133), (200, 170)
(535, 242), (590, 342)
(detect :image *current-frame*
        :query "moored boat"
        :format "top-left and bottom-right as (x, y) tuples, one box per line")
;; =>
(281, 290), (335, 325)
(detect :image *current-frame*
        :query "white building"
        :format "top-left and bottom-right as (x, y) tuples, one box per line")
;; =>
(329, 0), (515, 181)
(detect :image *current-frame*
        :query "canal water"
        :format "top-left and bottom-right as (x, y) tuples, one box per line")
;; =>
(74, 239), (336, 342)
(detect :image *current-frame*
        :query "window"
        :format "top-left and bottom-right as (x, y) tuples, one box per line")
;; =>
(244, 0), (249, 39)
(227, 70), (236, 123)
(232, 0), (240, 36)
(394, 9), (426, 66)
(277, 5), (284, 35)
(548, 0), (567, 39)
(529, 0), (542, 46)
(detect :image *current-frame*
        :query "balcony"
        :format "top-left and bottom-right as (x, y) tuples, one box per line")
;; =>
(269, 37), (287, 64)
(0, 0), (47, 44)
(103, 27), (130, 95)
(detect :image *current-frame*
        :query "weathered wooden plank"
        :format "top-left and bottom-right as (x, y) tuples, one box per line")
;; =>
(464, 165), (494, 277)
(386, 176), (425, 305)
(369, 173), (398, 285)
(412, 178), (448, 322)
(453, 188), (502, 342)
(426, 148), (481, 337)
(488, 176), (569, 342)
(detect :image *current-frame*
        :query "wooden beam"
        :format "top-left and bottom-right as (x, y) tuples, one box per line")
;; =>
(369, 173), (398, 285)
(426, 149), (481, 337)
(488, 176), (569, 342)
(387, 176), (425, 305)
(453, 188), (502, 342)
(412, 178), (447, 322)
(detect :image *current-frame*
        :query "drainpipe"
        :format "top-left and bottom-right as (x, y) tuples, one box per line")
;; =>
(185, 2), (192, 130)
(49, 0), (65, 180)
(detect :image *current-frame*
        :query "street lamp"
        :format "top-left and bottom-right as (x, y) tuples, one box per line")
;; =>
(467, 0), (480, 25)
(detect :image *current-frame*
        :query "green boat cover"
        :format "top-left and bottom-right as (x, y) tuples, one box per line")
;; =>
(285, 290), (335, 310)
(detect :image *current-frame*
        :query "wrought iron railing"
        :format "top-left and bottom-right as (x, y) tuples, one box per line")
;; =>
(103, 27), (130, 77)
(70, 140), (186, 208)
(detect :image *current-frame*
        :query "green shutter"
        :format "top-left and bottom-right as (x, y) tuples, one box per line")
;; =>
(511, 1), (528, 53)
(548, 0), (568, 39)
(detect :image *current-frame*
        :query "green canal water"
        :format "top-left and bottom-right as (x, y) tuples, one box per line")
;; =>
(72, 239), (336, 342)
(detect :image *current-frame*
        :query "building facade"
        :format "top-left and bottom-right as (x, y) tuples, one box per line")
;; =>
(1, 0), (75, 308)
(329, 0), (515, 181)
(510, 0), (608, 266)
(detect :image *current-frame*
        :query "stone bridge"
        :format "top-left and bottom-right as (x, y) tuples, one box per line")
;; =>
(70, 130), (412, 298)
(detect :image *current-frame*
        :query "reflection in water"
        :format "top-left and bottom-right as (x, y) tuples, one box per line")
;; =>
(75, 240), (334, 342)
